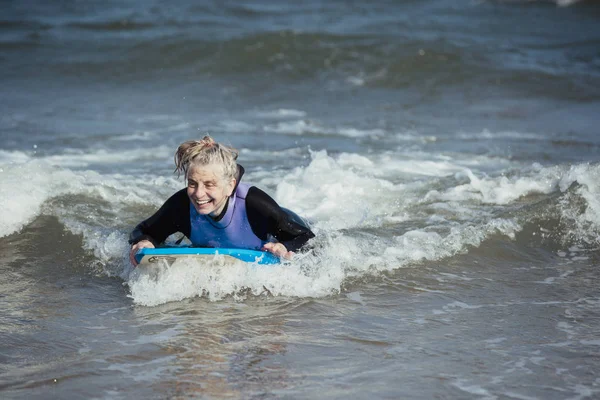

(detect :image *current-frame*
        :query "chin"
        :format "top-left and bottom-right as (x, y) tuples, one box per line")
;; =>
(195, 206), (214, 215)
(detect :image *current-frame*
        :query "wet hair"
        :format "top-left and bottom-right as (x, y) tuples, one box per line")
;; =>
(174, 135), (239, 181)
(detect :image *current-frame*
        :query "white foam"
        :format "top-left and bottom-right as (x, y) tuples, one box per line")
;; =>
(377, 156), (466, 178)
(239, 147), (305, 161)
(127, 231), (380, 305)
(0, 152), (177, 239)
(558, 163), (600, 244)
(443, 301), (483, 310)
(63, 220), (131, 276)
(263, 119), (320, 135)
(346, 291), (366, 305)
(383, 219), (521, 265)
(218, 119), (254, 133)
(273, 150), (402, 230)
(337, 127), (385, 138)
(0, 158), (83, 237)
(536, 270), (574, 285)
(263, 120), (386, 138)
(451, 379), (495, 398)
(426, 167), (561, 205)
(346, 69), (387, 87)
(455, 129), (545, 141)
(5, 137), (596, 305)
(127, 252), (345, 306)
(254, 109), (307, 118)
(484, 337), (507, 345)
(346, 75), (365, 86)
(113, 131), (157, 141)
(0, 149), (31, 164)
(118, 149), (538, 304)
(437, 273), (474, 282)
(42, 146), (172, 168)
(556, 0), (583, 6)
(393, 132), (437, 143)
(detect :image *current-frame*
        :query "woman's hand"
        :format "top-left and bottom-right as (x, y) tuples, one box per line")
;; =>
(262, 242), (294, 260)
(129, 240), (155, 267)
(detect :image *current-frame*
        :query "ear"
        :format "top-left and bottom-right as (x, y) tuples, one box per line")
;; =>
(227, 178), (237, 196)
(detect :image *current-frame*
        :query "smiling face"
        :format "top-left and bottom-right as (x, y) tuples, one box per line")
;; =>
(186, 163), (236, 217)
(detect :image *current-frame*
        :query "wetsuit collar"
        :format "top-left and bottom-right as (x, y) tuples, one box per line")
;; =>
(233, 164), (244, 192)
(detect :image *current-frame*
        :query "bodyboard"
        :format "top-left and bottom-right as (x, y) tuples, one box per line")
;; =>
(135, 247), (280, 266)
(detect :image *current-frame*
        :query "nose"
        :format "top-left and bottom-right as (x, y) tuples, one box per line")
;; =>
(191, 183), (206, 198)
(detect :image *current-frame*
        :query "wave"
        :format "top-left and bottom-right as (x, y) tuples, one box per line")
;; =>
(2, 25), (593, 101)
(2, 147), (598, 305)
(2, 8), (598, 106)
(3, 147), (598, 240)
(66, 20), (156, 32)
(106, 32), (482, 88)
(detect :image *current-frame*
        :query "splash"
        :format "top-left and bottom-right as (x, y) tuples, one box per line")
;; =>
(127, 252), (345, 307)
(274, 150), (403, 231)
(557, 163), (600, 245)
(4, 146), (596, 305)
(0, 158), (85, 237)
(425, 165), (562, 205)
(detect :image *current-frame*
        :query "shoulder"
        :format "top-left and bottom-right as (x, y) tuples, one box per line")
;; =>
(165, 188), (189, 205)
(243, 186), (282, 239)
(235, 184), (278, 209)
(158, 188), (190, 214)
(245, 186), (279, 210)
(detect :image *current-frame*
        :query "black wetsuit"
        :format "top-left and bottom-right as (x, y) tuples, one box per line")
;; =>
(129, 166), (315, 252)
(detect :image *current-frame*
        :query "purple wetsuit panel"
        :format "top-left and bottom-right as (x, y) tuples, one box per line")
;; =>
(189, 183), (266, 250)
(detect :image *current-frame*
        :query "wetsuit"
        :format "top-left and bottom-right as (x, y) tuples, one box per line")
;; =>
(128, 166), (314, 252)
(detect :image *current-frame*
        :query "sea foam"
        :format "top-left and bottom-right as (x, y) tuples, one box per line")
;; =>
(3, 145), (598, 305)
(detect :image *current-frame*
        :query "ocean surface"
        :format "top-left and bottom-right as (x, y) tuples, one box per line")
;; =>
(1, 0), (600, 398)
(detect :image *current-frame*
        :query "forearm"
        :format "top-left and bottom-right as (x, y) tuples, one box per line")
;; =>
(128, 223), (160, 247)
(281, 230), (315, 252)
(128, 189), (190, 247)
(246, 187), (315, 252)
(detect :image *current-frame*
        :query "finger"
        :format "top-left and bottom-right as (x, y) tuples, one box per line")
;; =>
(261, 243), (275, 251)
(129, 252), (136, 267)
(129, 247), (139, 267)
(263, 244), (280, 256)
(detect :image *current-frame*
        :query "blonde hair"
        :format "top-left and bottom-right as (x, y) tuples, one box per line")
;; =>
(174, 135), (239, 181)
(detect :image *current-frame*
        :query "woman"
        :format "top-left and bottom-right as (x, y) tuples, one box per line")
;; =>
(128, 136), (315, 266)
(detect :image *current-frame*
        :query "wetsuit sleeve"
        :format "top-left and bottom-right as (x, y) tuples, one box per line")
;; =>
(128, 189), (190, 247)
(245, 187), (315, 252)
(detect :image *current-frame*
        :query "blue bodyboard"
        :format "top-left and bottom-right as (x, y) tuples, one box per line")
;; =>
(135, 247), (280, 266)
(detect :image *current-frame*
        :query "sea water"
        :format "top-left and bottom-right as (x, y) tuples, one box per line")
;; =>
(1, 0), (599, 399)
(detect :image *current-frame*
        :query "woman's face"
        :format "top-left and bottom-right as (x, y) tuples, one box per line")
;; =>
(186, 163), (235, 217)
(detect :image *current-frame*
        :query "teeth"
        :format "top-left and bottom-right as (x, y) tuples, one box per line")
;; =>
(196, 199), (210, 205)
